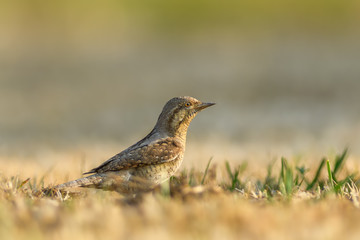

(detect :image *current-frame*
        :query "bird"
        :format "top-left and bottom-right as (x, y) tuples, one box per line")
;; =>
(54, 96), (215, 194)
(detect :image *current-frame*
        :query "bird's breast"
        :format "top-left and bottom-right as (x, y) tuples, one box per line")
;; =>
(131, 153), (184, 184)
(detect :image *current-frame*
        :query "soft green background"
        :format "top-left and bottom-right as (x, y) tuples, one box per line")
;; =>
(1, 0), (360, 156)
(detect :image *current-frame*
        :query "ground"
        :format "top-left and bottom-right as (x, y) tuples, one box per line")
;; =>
(0, 146), (359, 240)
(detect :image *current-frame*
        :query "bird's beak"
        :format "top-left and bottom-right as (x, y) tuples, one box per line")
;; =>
(196, 102), (215, 111)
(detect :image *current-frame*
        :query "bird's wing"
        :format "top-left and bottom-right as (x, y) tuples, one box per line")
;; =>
(84, 138), (183, 174)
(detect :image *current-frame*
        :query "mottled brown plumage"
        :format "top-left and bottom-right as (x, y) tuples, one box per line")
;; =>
(55, 96), (214, 194)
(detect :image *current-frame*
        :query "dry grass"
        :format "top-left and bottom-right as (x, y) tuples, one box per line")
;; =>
(1, 147), (360, 240)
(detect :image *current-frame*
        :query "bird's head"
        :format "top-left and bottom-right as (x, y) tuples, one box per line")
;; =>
(155, 96), (215, 141)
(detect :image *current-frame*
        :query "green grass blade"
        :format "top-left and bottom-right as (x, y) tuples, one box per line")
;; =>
(278, 157), (286, 186)
(285, 166), (293, 195)
(326, 159), (334, 188)
(232, 170), (240, 190)
(295, 165), (308, 187)
(332, 148), (348, 182)
(225, 161), (241, 191)
(306, 158), (326, 191)
(278, 158), (293, 196)
(188, 169), (195, 186)
(225, 161), (234, 180)
(18, 178), (30, 189)
(201, 157), (213, 185)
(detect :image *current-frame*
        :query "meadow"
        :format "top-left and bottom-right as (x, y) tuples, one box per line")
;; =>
(1, 146), (359, 240)
(1, 1), (360, 239)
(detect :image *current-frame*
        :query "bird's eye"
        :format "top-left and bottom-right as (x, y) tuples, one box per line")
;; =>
(185, 102), (191, 107)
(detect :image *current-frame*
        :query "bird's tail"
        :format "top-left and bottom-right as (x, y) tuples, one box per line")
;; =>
(53, 172), (156, 194)
(54, 174), (103, 189)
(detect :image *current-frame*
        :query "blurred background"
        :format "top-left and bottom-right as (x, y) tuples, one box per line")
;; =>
(1, 0), (360, 166)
